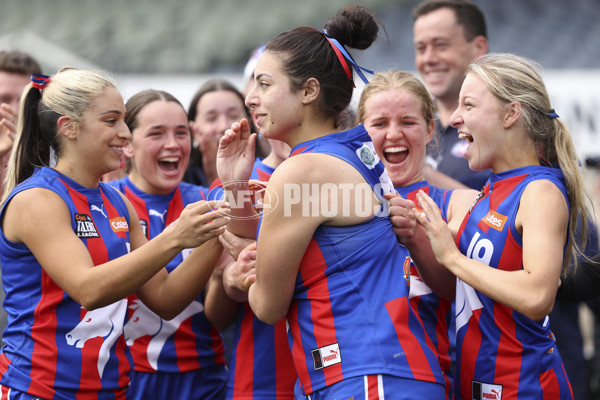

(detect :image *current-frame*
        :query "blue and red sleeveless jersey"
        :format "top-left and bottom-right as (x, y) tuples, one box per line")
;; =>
(397, 181), (455, 399)
(0, 167), (133, 399)
(212, 159), (297, 400)
(454, 165), (573, 400)
(286, 125), (444, 395)
(109, 177), (226, 374)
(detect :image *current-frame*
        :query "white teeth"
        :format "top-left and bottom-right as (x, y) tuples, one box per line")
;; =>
(458, 133), (473, 143)
(111, 146), (124, 153)
(385, 146), (407, 153)
(159, 157), (179, 162)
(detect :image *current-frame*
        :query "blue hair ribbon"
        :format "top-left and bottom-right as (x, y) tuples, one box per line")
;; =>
(323, 29), (374, 86)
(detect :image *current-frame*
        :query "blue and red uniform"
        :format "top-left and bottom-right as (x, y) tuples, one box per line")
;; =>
(0, 167), (133, 399)
(454, 165), (573, 400)
(287, 125), (445, 398)
(109, 177), (227, 400)
(209, 158), (298, 400)
(397, 181), (455, 399)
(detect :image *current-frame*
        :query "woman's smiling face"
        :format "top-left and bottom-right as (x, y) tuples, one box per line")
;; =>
(126, 100), (191, 194)
(363, 88), (433, 187)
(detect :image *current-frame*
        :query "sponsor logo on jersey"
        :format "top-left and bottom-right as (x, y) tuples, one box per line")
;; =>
(110, 216), (129, 233)
(481, 209), (507, 231)
(75, 213), (101, 238)
(311, 342), (341, 370)
(472, 381), (503, 400)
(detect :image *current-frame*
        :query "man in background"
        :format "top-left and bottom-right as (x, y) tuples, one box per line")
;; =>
(413, 0), (490, 190)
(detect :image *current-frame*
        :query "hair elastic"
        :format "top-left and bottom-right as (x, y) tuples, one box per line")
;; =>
(31, 73), (50, 90)
(547, 109), (559, 119)
(323, 30), (374, 86)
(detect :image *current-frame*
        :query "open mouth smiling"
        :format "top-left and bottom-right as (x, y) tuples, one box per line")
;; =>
(158, 156), (180, 172)
(384, 146), (408, 164)
(458, 132), (474, 145)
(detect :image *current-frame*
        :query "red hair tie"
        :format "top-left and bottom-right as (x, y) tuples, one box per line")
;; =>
(31, 73), (51, 90)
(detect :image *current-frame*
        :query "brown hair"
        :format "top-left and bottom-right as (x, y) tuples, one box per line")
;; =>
(412, 0), (487, 42)
(266, 5), (379, 126)
(0, 50), (42, 75)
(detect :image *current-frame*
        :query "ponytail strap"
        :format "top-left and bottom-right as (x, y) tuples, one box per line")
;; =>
(547, 108), (559, 119)
(31, 73), (51, 90)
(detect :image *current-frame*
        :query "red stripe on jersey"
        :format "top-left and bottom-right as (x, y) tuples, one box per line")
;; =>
(274, 318), (296, 397)
(256, 168), (273, 183)
(459, 308), (483, 400)
(165, 188), (184, 226)
(0, 354), (10, 380)
(124, 186), (150, 239)
(300, 238), (342, 386)
(232, 304), (255, 398)
(540, 368), (561, 399)
(490, 175), (527, 208)
(498, 224), (522, 272)
(385, 297), (437, 382)
(174, 317), (202, 371)
(434, 300), (452, 372)
(405, 186), (429, 212)
(366, 375), (380, 400)
(28, 270), (61, 398)
(288, 300), (312, 394)
(290, 147), (309, 157)
(209, 178), (223, 192)
(0, 383), (9, 399)
(130, 335), (153, 372)
(209, 326), (226, 364)
(492, 302), (521, 398)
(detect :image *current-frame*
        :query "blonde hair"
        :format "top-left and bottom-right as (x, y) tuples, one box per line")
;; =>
(357, 70), (434, 125)
(357, 69), (437, 150)
(2, 68), (115, 206)
(467, 53), (590, 271)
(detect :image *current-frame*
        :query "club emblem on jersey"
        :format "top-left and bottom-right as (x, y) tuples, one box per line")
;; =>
(124, 299), (204, 370)
(65, 300), (127, 378)
(311, 342), (341, 370)
(356, 143), (378, 169)
(403, 256), (411, 287)
(75, 213), (100, 238)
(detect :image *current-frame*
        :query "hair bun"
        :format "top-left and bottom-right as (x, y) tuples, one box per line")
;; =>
(324, 5), (379, 50)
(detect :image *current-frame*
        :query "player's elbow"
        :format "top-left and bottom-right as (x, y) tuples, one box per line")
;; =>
(250, 296), (287, 325)
(253, 305), (286, 325)
(518, 293), (555, 321)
